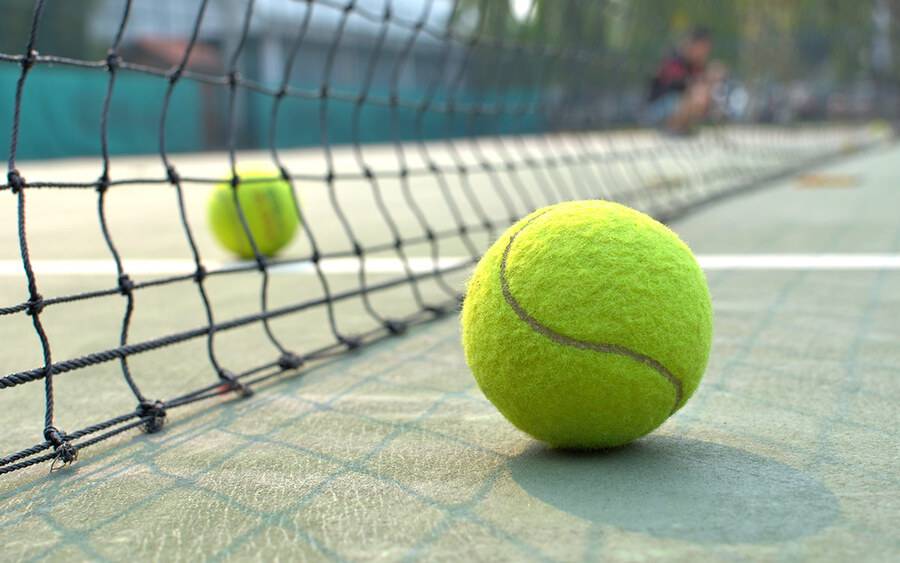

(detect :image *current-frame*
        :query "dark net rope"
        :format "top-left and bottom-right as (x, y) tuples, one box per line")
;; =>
(0, 0), (884, 475)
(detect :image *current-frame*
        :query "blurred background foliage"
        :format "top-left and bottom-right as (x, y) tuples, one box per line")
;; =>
(452, 0), (899, 86)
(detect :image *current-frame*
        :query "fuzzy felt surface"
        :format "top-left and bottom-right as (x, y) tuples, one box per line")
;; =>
(207, 170), (300, 259)
(461, 200), (713, 448)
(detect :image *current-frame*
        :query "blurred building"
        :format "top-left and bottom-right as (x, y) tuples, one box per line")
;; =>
(90, 0), (457, 91)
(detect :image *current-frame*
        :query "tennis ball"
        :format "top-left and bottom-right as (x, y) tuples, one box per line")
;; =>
(869, 119), (892, 138)
(208, 170), (299, 259)
(461, 200), (712, 449)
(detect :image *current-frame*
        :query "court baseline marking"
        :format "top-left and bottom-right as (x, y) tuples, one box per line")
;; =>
(1, 255), (900, 276)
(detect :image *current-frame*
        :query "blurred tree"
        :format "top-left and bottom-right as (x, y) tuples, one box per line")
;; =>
(451, 0), (621, 90)
(449, 0), (892, 88)
(781, 0), (875, 81)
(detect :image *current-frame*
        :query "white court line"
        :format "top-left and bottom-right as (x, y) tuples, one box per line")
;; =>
(697, 254), (900, 270)
(0, 255), (899, 276)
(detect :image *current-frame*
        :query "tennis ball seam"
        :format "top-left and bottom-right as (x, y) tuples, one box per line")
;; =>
(498, 211), (684, 414)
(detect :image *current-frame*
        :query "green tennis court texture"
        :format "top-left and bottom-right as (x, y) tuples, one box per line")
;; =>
(0, 143), (897, 561)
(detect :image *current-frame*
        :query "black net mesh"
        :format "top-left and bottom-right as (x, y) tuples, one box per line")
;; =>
(1, 0), (895, 475)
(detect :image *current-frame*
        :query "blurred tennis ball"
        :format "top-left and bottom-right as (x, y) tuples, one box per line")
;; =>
(868, 119), (893, 138)
(461, 200), (712, 449)
(208, 169), (299, 259)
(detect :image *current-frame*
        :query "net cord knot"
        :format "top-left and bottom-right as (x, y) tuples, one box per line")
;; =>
(7, 170), (25, 194)
(118, 274), (134, 295)
(44, 426), (77, 471)
(278, 353), (303, 370)
(21, 49), (38, 70)
(105, 51), (121, 71)
(26, 293), (44, 316)
(136, 400), (167, 433)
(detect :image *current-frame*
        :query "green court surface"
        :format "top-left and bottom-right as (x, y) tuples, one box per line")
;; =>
(1, 141), (899, 562)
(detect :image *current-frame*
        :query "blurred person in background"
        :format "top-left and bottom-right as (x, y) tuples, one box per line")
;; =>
(645, 27), (720, 134)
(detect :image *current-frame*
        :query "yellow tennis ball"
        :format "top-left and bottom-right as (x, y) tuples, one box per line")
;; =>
(207, 170), (299, 259)
(869, 119), (892, 138)
(461, 200), (712, 448)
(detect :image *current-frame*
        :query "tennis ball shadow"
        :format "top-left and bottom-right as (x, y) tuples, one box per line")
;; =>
(508, 435), (839, 544)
